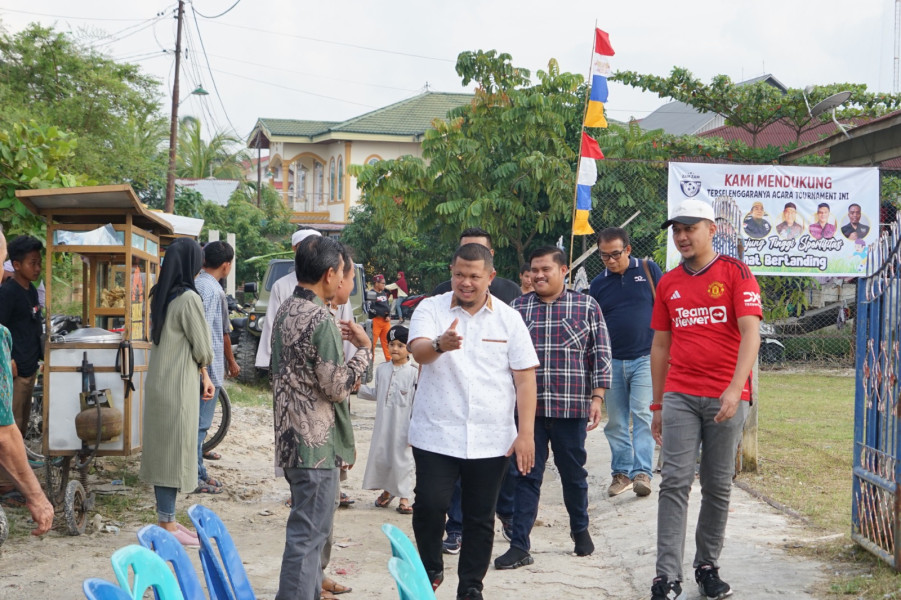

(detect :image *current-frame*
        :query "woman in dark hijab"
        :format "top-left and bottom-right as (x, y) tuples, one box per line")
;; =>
(140, 238), (214, 546)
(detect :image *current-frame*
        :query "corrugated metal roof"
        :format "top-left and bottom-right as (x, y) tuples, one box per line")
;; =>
(175, 178), (241, 206)
(639, 74), (788, 135)
(639, 101), (717, 135)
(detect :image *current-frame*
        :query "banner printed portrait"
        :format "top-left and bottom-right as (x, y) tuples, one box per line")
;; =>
(666, 163), (880, 276)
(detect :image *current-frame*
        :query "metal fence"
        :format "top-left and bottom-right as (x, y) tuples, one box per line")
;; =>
(571, 160), (901, 367)
(852, 213), (901, 568)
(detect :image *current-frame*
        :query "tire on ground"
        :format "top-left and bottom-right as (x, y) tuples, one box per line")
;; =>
(64, 479), (87, 536)
(236, 329), (261, 385)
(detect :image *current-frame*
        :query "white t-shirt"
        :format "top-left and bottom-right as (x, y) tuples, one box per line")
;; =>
(407, 292), (538, 459)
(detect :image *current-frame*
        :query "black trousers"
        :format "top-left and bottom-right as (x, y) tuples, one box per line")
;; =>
(412, 447), (508, 597)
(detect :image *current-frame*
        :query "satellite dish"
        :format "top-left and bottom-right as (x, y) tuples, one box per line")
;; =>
(809, 91), (853, 139)
(810, 91), (852, 118)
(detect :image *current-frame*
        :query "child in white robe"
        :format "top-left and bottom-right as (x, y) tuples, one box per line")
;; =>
(359, 325), (418, 513)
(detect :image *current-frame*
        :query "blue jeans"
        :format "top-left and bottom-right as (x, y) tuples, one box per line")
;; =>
(154, 486), (177, 522)
(656, 393), (748, 582)
(603, 356), (654, 479)
(510, 417), (589, 551)
(197, 386), (221, 483)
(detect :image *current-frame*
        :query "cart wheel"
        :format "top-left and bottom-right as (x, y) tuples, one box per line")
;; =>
(45, 455), (71, 507)
(64, 479), (87, 536)
(0, 505), (8, 547)
(202, 387), (232, 453)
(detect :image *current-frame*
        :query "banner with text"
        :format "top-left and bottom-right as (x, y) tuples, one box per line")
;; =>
(666, 163), (879, 276)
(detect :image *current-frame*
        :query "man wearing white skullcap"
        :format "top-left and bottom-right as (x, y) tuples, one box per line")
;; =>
(254, 229), (322, 369)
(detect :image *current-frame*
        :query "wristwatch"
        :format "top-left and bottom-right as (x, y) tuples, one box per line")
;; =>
(432, 337), (444, 353)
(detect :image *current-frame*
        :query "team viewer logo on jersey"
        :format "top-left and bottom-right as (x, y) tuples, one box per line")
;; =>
(707, 281), (725, 299)
(672, 305), (728, 327)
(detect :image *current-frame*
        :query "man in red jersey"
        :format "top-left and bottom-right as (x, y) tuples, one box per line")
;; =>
(648, 199), (761, 600)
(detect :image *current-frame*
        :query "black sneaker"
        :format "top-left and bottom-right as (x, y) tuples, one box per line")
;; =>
(494, 546), (534, 570)
(571, 529), (594, 556)
(442, 532), (462, 555)
(497, 514), (513, 542)
(457, 587), (483, 600)
(427, 569), (444, 592)
(695, 564), (732, 599)
(651, 577), (684, 600)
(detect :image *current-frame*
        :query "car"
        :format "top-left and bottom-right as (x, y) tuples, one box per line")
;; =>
(235, 259), (369, 384)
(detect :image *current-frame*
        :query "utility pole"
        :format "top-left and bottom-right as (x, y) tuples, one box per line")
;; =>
(895, 0), (900, 93)
(164, 0), (185, 214)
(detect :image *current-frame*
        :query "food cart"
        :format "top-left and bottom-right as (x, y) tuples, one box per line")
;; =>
(15, 184), (174, 535)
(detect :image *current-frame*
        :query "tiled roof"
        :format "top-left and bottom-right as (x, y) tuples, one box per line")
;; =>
(256, 119), (341, 138)
(699, 116), (901, 169)
(253, 92), (473, 141)
(330, 92), (472, 135)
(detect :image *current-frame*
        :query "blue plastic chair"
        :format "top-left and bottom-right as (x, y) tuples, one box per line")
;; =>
(83, 578), (131, 600)
(387, 557), (435, 600)
(380, 524), (434, 598)
(188, 504), (255, 600)
(110, 544), (185, 600)
(136, 525), (208, 600)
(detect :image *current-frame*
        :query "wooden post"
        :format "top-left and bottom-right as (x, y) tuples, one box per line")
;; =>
(740, 359), (760, 472)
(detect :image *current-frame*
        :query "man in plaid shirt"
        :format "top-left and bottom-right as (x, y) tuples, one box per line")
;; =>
(495, 246), (611, 570)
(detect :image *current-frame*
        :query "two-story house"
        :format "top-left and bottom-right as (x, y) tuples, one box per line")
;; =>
(247, 91), (472, 231)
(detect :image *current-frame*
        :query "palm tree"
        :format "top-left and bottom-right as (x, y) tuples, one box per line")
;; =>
(176, 117), (248, 180)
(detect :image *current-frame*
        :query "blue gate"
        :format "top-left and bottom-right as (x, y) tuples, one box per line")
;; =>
(853, 219), (901, 567)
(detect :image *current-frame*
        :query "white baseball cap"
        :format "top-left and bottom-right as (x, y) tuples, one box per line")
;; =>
(661, 199), (716, 230)
(291, 229), (321, 247)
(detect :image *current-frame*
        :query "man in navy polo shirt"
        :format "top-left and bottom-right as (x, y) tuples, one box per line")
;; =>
(589, 227), (662, 498)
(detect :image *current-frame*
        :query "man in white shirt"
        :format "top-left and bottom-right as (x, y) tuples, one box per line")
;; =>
(408, 243), (539, 600)
(255, 229), (321, 370)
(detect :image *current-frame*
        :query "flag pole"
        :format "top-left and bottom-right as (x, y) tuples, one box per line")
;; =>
(568, 21), (600, 280)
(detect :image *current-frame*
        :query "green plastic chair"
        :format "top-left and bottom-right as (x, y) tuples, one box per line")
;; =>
(381, 524), (434, 598)
(110, 544), (185, 600)
(387, 557), (435, 600)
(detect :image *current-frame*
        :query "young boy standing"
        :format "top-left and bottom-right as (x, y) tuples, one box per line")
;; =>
(359, 325), (418, 514)
(0, 235), (44, 437)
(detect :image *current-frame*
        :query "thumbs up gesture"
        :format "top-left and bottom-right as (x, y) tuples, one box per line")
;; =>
(438, 317), (463, 352)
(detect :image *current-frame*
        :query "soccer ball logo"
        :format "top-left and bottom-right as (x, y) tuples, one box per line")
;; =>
(680, 173), (702, 198)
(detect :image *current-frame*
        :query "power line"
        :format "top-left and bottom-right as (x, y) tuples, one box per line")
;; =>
(0, 5), (174, 22)
(209, 67), (379, 109)
(204, 20), (454, 63)
(189, 6), (240, 136)
(203, 52), (420, 94)
(192, 0), (242, 19)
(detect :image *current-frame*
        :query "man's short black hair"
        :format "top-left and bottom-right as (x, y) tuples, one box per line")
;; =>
(459, 227), (492, 248)
(596, 227), (630, 248)
(295, 236), (345, 284)
(203, 241), (234, 269)
(7, 235), (43, 264)
(529, 246), (566, 267)
(818, 202), (830, 210)
(519, 262), (531, 275)
(340, 246), (354, 274)
(452, 243), (494, 271)
(849, 203), (861, 211)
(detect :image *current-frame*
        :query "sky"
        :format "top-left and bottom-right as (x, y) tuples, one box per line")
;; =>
(1, 0), (898, 147)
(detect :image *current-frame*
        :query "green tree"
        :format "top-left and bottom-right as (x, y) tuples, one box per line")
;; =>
(197, 186), (293, 285)
(612, 67), (901, 147)
(352, 50), (584, 270)
(176, 117), (248, 180)
(0, 120), (93, 236)
(0, 24), (166, 188)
